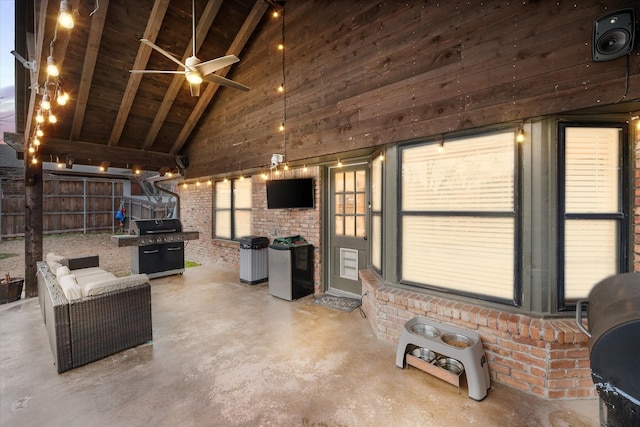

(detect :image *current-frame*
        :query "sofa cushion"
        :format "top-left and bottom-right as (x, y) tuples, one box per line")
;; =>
(59, 274), (83, 301)
(75, 270), (117, 288)
(84, 274), (150, 297)
(56, 265), (71, 280)
(46, 253), (64, 270)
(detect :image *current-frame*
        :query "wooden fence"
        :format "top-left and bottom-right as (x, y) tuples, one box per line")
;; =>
(0, 176), (175, 240)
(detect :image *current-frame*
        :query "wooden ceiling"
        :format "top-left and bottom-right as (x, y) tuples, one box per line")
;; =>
(7, 0), (270, 172)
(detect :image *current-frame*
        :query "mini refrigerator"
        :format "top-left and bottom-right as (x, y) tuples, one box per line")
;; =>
(268, 240), (313, 300)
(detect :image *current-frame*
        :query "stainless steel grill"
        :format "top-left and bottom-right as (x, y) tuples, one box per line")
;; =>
(111, 219), (199, 279)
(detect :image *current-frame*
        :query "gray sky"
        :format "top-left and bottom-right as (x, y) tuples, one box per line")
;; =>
(0, 0), (15, 141)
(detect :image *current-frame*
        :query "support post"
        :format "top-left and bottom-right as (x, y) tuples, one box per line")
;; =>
(24, 158), (43, 298)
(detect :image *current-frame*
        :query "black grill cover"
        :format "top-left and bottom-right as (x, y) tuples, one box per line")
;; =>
(133, 219), (183, 235)
(586, 273), (640, 425)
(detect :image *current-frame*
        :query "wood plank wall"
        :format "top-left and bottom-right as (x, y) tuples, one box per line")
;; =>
(185, 0), (640, 178)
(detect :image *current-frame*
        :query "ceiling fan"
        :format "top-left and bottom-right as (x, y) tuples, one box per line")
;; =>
(130, 0), (250, 96)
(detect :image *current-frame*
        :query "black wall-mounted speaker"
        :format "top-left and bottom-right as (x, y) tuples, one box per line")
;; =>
(593, 8), (636, 62)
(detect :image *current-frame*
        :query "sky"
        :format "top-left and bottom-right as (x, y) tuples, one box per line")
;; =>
(0, 0), (15, 142)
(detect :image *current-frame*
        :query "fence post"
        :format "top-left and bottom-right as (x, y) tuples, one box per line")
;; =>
(83, 178), (87, 234)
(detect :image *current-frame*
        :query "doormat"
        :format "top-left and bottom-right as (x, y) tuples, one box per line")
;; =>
(312, 294), (361, 313)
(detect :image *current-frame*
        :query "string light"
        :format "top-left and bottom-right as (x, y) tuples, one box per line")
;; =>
(36, 110), (45, 123)
(40, 94), (51, 111)
(47, 55), (59, 77)
(303, 165), (307, 172)
(48, 113), (58, 124)
(57, 89), (69, 105)
(337, 159), (343, 167)
(207, 179), (212, 186)
(516, 124), (525, 143)
(438, 141), (444, 153)
(36, 125), (44, 137)
(182, 182), (188, 188)
(58, 0), (75, 29)
(31, 157), (38, 164)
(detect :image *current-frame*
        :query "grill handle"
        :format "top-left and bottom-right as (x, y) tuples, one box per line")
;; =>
(575, 299), (591, 338)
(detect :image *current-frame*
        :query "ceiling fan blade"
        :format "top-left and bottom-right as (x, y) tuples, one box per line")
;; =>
(195, 55), (240, 77)
(202, 73), (250, 92)
(140, 38), (187, 69)
(129, 70), (186, 74)
(190, 82), (201, 97)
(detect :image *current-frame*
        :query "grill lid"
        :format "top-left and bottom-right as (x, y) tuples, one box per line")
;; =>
(133, 219), (183, 235)
(583, 273), (640, 410)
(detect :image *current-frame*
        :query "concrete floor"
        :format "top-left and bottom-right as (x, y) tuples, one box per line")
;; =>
(1, 265), (600, 427)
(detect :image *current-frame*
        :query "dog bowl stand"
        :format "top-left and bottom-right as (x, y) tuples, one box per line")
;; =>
(396, 316), (491, 401)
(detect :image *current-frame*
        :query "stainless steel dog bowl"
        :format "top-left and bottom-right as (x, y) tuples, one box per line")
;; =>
(410, 324), (440, 338)
(411, 347), (437, 362)
(436, 357), (465, 375)
(441, 333), (473, 348)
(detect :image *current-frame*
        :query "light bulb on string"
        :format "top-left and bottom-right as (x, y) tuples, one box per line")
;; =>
(277, 83), (284, 93)
(279, 123), (285, 132)
(46, 56), (59, 77)
(41, 94), (51, 111)
(36, 109), (45, 123)
(277, 43), (284, 51)
(31, 156), (38, 165)
(57, 90), (69, 105)
(28, 144), (35, 154)
(33, 137), (41, 146)
(36, 125), (44, 137)
(58, 0), (75, 29)
(303, 165), (308, 173)
(48, 113), (58, 124)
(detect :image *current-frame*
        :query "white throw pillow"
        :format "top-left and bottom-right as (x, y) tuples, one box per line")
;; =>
(59, 274), (82, 301)
(55, 265), (71, 280)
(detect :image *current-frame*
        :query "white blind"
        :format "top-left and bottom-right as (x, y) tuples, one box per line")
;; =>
(400, 131), (515, 300)
(565, 128), (619, 213)
(216, 180), (231, 208)
(402, 132), (514, 212)
(234, 179), (252, 209)
(564, 220), (617, 299)
(234, 211), (251, 238)
(371, 157), (383, 270)
(402, 217), (514, 299)
(563, 127), (620, 299)
(215, 211), (231, 239)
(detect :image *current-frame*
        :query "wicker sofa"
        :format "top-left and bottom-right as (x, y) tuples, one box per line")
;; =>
(36, 254), (152, 373)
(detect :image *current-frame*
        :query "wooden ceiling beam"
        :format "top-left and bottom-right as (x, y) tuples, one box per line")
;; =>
(70, 0), (110, 140)
(170, 0), (269, 155)
(4, 132), (177, 170)
(140, 0), (224, 151)
(107, 0), (171, 149)
(24, 0), (50, 142)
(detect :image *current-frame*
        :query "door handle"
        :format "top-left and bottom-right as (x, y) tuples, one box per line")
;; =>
(143, 249), (159, 254)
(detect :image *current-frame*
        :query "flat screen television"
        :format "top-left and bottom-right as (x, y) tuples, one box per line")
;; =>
(266, 178), (314, 209)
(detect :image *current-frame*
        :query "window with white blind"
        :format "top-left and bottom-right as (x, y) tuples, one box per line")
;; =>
(559, 124), (626, 307)
(400, 131), (517, 302)
(371, 154), (383, 272)
(214, 178), (252, 240)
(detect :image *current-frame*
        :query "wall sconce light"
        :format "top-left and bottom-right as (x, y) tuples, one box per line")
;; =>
(58, 0), (75, 29)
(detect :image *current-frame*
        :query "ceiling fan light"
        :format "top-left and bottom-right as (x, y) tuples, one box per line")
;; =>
(58, 1), (74, 29)
(47, 56), (59, 76)
(185, 71), (203, 84)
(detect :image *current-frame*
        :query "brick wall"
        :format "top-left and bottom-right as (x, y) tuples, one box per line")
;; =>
(360, 271), (595, 399)
(179, 167), (322, 291)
